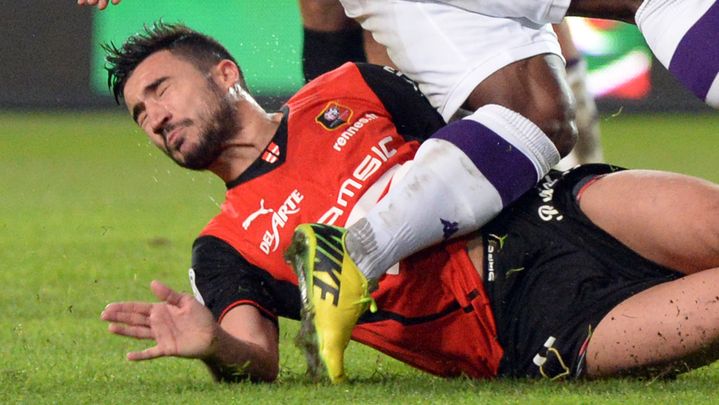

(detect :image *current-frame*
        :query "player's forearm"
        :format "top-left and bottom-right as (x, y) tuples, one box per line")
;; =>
(201, 326), (279, 383)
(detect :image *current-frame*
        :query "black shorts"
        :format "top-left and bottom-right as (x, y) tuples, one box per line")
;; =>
(481, 164), (682, 380)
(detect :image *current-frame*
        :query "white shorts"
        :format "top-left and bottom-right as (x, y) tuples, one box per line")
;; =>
(341, 0), (565, 121)
(390, 0), (571, 24)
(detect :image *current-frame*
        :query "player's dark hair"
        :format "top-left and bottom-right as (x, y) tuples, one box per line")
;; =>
(102, 21), (247, 104)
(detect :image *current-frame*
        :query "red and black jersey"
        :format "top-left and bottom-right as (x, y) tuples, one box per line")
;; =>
(191, 63), (503, 378)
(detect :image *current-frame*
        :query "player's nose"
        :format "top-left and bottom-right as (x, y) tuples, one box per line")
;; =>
(147, 100), (171, 136)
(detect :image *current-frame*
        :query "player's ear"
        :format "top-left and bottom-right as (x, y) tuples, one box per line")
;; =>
(212, 59), (241, 91)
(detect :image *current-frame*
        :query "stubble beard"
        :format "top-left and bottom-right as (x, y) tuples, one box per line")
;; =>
(173, 81), (239, 171)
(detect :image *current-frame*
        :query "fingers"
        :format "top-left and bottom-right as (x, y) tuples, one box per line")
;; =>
(150, 280), (184, 306)
(77, 0), (103, 8)
(127, 346), (165, 361)
(101, 287), (172, 362)
(103, 302), (154, 340)
(102, 280), (181, 322)
(101, 301), (152, 320)
(108, 323), (154, 340)
(77, 0), (121, 10)
(102, 301), (154, 341)
(104, 309), (150, 327)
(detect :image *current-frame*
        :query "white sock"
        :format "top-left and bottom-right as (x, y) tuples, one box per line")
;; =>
(346, 104), (559, 280)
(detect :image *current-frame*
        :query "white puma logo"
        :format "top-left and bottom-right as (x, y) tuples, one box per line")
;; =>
(242, 199), (274, 230)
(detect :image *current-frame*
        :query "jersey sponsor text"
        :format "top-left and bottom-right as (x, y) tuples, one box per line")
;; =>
(332, 113), (379, 152)
(319, 136), (396, 225)
(260, 189), (304, 254)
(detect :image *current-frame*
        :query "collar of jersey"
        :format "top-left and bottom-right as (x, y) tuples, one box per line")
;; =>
(225, 106), (289, 189)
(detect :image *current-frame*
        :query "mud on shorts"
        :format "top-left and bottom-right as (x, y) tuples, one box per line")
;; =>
(482, 164), (682, 380)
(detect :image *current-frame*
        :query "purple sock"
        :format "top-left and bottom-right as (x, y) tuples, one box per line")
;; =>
(637, 0), (719, 107)
(432, 119), (538, 206)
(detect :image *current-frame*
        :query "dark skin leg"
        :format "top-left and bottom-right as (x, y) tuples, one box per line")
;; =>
(464, 53), (577, 157)
(463, 0), (646, 157)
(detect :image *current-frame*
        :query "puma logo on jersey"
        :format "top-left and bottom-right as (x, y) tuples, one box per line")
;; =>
(242, 199), (274, 230)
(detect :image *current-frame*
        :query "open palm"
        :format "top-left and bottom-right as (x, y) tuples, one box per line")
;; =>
(101, 280), (217, 361)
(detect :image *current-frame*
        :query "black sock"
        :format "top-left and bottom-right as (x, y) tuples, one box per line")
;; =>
(302, 27), (366, 82)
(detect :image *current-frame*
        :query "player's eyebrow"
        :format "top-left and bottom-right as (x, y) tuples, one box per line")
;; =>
(131, 76), (169, 123)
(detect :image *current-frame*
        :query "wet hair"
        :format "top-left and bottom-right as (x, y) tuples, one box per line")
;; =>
(102, 21), (247, 104)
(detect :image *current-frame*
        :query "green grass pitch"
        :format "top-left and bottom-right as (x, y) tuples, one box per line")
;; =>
(1, 111), (718, 404)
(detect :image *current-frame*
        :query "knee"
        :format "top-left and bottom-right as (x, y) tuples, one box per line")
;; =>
(680, 185), (719, 271)
(517, 54), (578, 157)
(474, 94), (578, 157)
(464, 55), (578, 157)
(525, 95), (577, 157)
(699, 202), (719, 266)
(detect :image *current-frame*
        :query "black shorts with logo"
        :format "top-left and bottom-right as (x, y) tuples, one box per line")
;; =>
(481, 164), (682, 380)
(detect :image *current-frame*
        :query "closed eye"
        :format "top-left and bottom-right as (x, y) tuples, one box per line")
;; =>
(131, 76), (169, 125)
(158, 84), (169, 98)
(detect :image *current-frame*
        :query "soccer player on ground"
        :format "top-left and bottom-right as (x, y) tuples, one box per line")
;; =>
(79, 0), (716, 382)
(99, 23), (719, 384)
(289, 0), (718, 382)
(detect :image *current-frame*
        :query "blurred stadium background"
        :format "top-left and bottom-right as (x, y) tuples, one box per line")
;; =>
(0, 1), (714, 112)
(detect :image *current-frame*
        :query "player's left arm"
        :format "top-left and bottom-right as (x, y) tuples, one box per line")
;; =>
(101, 280), (280, 382)
(191, 235), (290, 381)
(355, 63), (446, 141)
(204, 304), (279, 382)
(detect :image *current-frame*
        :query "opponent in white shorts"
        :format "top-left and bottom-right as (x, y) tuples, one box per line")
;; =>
(341, 0), (567, 122)
(330, 0), (719, 281)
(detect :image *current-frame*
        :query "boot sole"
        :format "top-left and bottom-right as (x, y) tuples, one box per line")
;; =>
(285, 229), (324, 382)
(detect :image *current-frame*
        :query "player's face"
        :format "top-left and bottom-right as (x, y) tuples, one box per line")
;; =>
(123, 50), (238, 170)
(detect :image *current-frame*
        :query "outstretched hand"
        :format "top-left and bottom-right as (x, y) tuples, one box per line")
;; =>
(101, 280), (218, 361)
(77, 0), (122, 11)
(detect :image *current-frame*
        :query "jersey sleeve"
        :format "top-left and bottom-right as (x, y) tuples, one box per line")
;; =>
(189, 235), (301, 323)
(355, 63), (446, 141)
